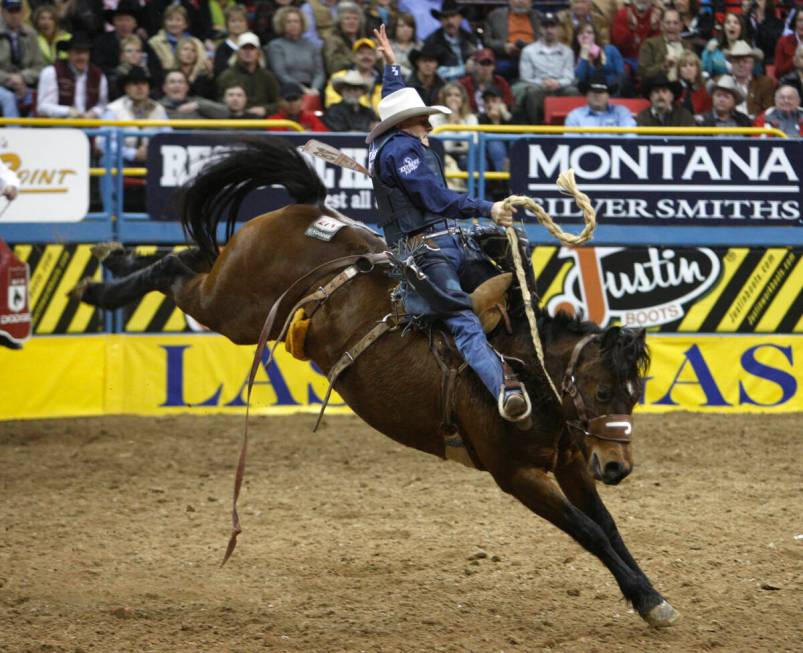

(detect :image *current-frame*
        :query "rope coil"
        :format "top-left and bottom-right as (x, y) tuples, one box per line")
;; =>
(503, 168), (597, 404)
(502, 169), (596, 247)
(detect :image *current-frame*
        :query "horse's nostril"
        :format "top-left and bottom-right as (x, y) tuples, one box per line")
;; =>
(604, 461), (624, 478)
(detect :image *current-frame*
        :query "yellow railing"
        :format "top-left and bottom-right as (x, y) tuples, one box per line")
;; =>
(430, 124), (788, 138)
(0, 117), (304, 130)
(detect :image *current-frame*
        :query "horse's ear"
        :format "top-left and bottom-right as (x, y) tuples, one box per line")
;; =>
(636, 328), (647, 345)
(601, 325), (621, 350)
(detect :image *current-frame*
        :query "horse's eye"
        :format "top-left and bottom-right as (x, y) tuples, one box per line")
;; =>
(596, 388), (612, 403)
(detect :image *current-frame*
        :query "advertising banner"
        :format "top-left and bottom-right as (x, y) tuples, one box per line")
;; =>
(0, 129), (90, 222)
(509, 137), (803, 227)
(146, 132), (443, 222)
(1, 334), (800, 419)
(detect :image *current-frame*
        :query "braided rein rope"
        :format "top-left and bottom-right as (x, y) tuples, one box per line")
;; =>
(502, 168), (597, 405)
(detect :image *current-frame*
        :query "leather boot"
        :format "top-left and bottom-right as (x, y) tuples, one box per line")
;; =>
(498, 362), (532, 429)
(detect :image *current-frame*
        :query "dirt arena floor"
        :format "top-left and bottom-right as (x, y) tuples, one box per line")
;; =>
(0, 412), (800, 652)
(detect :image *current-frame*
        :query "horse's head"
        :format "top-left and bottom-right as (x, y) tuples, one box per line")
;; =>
(559, 325), (648, 485)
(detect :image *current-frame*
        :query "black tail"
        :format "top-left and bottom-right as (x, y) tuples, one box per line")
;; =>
(180, 138), (327, 263)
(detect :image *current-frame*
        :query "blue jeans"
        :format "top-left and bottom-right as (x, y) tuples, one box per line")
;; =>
(0, 87), (19, 118)
(415, 231), (504, 399)
(486, 140), (508, 172)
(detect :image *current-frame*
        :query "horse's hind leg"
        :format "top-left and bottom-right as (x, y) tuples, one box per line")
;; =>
(71, 251), (203, 310)
(91, 242), (209, 278)
(494, 464), (679, 627)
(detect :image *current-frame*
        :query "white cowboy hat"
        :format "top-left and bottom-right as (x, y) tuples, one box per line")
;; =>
(710, 74), (744, 103)
(332, 69), (371, 94)
(725, 40), (763, 61)
(365, 87), (450, 144)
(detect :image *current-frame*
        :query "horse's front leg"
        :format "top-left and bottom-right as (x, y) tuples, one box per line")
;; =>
(494, 464), (679, 627)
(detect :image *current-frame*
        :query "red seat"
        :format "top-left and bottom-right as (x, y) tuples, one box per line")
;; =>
(301, 94), (322, 113)
(544, 96), (650, 125)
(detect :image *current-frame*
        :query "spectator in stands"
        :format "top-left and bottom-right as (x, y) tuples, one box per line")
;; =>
(36, 31), (107, 118)
(322, 69), (378, 131)
(301, 0), (339, 49)
(429, 82), (478, 179)
(213, 4), (249, 77)
(108, 35), (150, 100)
(754, 84), (802, 136)
(558, 0), (610, 48)
(638, 9), (692, 84)
(635, 72), (695, 125)
(478, 86), (513, 173)
(267, 6), (325, 97)
(677, 50), (712, 114)
(174, 37), (215, 98)
(91, 1), (162, 84)
(741, 0), (783, 64)
(364, 0), (398, 36)
(673, 0), (714, 53)
(483, 0), (541, 80)
(406, 41), (446, 106)
(779, 45), (803, 96)
(267, 80), (328, 130)
(149, 5), (209, 73)
(325, 38), (381, 110)
(389, 11), (419, 78)
(146, 0), (214, 43)
(727, 40), (775, 118)
(216, 32), (280, 116)
(459, 48), (513, 114)
(0, 0), (45, 116)
(565, 73), (636, 127)
(702, 12), (747, 79)
(611, 0), (661, 72)
(398, 0), (440, 42)
(323, 2), (366, 75)
(220, 84), (254, 117)
(32, 4), (70, 65)
(101, 66), (169, 164)
(696, 74), (752, 128)
(774, 10), (803, 79)
(424, 0), (479, 82)
(517, 13), (577, 125)
(159, 70), (230, 119)
(573, 23), (626, 96)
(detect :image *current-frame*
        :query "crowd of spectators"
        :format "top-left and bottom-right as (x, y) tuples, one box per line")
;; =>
(1, 0), (801, 177)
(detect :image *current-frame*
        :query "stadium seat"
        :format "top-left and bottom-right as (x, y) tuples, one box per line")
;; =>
(544, 96), (651, 125)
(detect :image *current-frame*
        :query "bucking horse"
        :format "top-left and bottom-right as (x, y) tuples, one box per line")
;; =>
(71, 139), (679, 627)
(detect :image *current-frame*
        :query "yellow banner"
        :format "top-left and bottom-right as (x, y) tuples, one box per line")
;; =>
(1, 334), (800, 420)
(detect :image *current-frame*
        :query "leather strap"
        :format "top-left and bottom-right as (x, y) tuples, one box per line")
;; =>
(313, 319), (394, 431)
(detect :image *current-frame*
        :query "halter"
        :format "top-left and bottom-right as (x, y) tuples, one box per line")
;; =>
(560, 333), (634, 444)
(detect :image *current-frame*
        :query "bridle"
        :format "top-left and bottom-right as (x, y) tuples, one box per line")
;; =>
(560, 333), (634, 444)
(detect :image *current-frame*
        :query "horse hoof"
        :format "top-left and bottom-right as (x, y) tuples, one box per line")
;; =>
(91, 241), (124, 261)
(644, 600), (680, 628)
(68, 277), (91, 301)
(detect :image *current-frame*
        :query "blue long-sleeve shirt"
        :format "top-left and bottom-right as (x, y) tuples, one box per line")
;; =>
(372, 65), (493, 221)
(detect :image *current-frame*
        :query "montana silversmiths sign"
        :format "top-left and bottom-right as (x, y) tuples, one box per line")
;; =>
(0, 129), (90, 222)
(509, 137), (803, 226)
(146, 133), (444, 222)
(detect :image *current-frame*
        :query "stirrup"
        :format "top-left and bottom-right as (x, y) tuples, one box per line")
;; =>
(497, 383), (532, 423)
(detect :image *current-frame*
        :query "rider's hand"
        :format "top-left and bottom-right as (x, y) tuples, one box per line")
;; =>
(491, 201), (513, 227)
(373, 24), (397, 66)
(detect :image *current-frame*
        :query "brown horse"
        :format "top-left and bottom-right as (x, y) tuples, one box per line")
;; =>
(72, 139), (679, 627)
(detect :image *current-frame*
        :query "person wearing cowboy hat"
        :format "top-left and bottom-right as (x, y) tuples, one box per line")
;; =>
(407, 41), (448, 106)
(368, 25), (531, 425)
(635, 72), (695, 126)
(697, 74), (752, 129)
(324, 37), (382, 110)
(726, 40), (775, 119)
(422, 0), (479, 81)
(91, 0), (163, 84)
(565, 72), (635, 127)
(323, 69), (379, 131)
(36, 31), (108, 118)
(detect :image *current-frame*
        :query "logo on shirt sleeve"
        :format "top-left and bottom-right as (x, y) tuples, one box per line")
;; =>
(399, 156), (420, 176)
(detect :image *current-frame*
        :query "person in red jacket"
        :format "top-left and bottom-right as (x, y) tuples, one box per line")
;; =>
(267, 81), (328, 132)
(611, 0), (661, 72)
(773, 11), (803, 79)
(457, 48), (513, 113)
